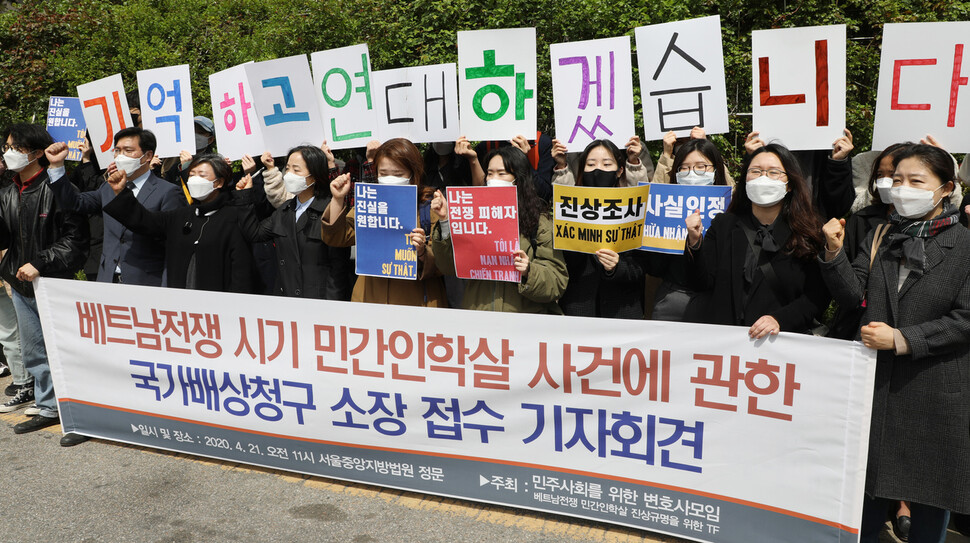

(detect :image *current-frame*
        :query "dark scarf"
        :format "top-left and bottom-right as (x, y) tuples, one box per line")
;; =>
(742, 217), (780, 284)
(886, 201), (959, 272)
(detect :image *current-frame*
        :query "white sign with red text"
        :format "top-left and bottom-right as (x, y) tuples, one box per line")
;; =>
(76, 74), (134, 167)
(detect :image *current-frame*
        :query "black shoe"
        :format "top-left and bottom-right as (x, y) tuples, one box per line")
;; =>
(59, 432), (90, 447)
(4, 382), (21, 396)
(0, 385), (34, 412)
(0, 364), (9, 378)
(892, 514), (911, 542)
(13, 415), (59, 434)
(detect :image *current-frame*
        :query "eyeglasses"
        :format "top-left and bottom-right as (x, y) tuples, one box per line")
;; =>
(747, 168), (787, 180)
(1, 144), (26, 154)
(112, 149), (142, 157)
(677, 164), (715, 175)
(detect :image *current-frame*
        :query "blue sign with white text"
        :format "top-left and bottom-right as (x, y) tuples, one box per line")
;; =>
(354, 183), (418, 279)
(639, 183), (732, 255)
(46, 96), (87, 162)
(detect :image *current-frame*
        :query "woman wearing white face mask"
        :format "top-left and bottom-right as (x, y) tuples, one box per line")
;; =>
(684, 143), (828, 338)
(322, 138), (447, 307)
(238, 145), (351, 300)
(430, 146), (567, 313)
(820, 144), (970, 543)
(645, 139), (731, 322)
(103, 154), (254, 292)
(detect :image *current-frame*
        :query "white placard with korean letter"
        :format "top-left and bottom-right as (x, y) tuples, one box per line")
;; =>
(873, 22), (970, 151)
(373, 64), (460, 144)
(76, 73), (133, 167)
(457, 28), (537, 141)
(137, 64), (195, 159)
(751, 24), (847, 151)
(636, 16), (730, 141)
(245, 54), (326, 157)
(311, 44), (378, 151)
(550, 36), (636, 153)
(209, 63), (265, 162)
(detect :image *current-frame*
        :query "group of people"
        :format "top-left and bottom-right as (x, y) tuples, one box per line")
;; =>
(1, 110), (968, 541)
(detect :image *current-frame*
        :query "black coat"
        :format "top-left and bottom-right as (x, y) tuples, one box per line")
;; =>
(248, 196), (352, 300)
(685, 212), (829, 332)
(104, 189), (253, 293)
(0, 169), (89, 296)
(559, 250), (647, 319)
(820, 222), (970, 513)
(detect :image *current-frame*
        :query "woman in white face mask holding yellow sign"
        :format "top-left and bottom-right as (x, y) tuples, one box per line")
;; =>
(683, 143), (829, 338)
(103, 154), (254, 292)
(819, 143), (970, 543)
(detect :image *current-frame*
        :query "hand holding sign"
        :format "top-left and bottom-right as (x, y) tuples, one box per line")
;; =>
(686, 209), (704, 247)
(410, 227), (427, 258)
(625, 136), (642, 165)
(551, 138), (568, 169)
(595, 249), (619, 272)
(749, 315), (781, 339)
(454, 137), (477, 160)
(80, 137), (92, 163)
(745, 131), (766, 155)
(513, 249), (530, 278)
(320, 140), (336, 168)
(45, 142), (70, 170)
(260, 151), (275, 170)
(662, 131), (677, 158)
(236, 174), (253, 190)
(179, 149), (193, 167)
(365, 140), (381, 163)
(831, 128), (853, 160)
(920, 134), (944, 149)
(241, 154), (257, 175)
(510, 134), (531, 155)
(431, 190), (449, 220)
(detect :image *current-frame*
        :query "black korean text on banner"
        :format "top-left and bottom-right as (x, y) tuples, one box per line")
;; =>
(751, 25), (846, 151)
(76, 74), (133, 168)
(311, 44), (379, 151)
(550, 36), (636, 153)
(635, 16), (730, 140)
(457, 28), (537, 141)
(373, 64), (460, 144)
(873, 22), (970, 151)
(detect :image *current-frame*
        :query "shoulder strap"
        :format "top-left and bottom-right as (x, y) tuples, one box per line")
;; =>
(868, 223), (889, 272)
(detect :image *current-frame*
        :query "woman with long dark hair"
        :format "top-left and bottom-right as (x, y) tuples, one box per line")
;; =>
(820, 143), (970, 543)
(553, 139), (647, 318)
(322, 138), (446, 307)
(684, 143), (828, 336)
(430, 146), (567, 313)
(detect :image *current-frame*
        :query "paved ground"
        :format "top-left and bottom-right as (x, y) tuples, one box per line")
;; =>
(1, 374), (968, 542)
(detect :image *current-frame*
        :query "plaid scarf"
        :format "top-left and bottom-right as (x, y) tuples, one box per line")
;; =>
(886, 201), (959, 272)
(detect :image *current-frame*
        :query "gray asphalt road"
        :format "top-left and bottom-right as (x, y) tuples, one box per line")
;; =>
(1, 372), (967, 543)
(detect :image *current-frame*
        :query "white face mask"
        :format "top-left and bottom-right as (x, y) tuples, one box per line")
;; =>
(115, 153), (146, 176)
(283, 172), (313, 194)
(676, 170), (716, 185)
(377, 176), (410, 185)
(889, 184), (945, 219)
(186, 175), (217, 200)
(873, 177), (894, 203)
(2, 149), (35, 173)
(486, 179), (515, 187)
(745, 176), (788, 207)
(432, 142), (453, 155)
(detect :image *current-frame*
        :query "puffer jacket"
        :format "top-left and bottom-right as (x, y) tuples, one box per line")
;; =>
(0, 169), (89, 296)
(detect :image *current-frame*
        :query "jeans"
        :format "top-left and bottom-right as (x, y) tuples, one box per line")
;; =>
(860, 495), (949, 543)
(10, 289), (57, 418)
(0, 284), (26, 385)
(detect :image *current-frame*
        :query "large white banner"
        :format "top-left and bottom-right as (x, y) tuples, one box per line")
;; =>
(873, 21), (970, 151)
(137, 64), (195, 158)
(635, 16), (729, 141)
(245, 54), (326, 157)
(76, 74), (134, 167)
(311, 44), (378, 150)
(550, 36), (636, 153)
(752, 25), (847, 150)
(457, 28), (537, 141)
(209, 63), (266, 161)
(37, 278), (874, 543)
(372, 64), (460, 144)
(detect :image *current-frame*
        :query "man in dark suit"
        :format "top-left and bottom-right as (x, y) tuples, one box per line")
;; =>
(47, 127), (185, 287)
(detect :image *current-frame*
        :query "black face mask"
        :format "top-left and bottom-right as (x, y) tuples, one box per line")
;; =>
(583, 168), (619, 188)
